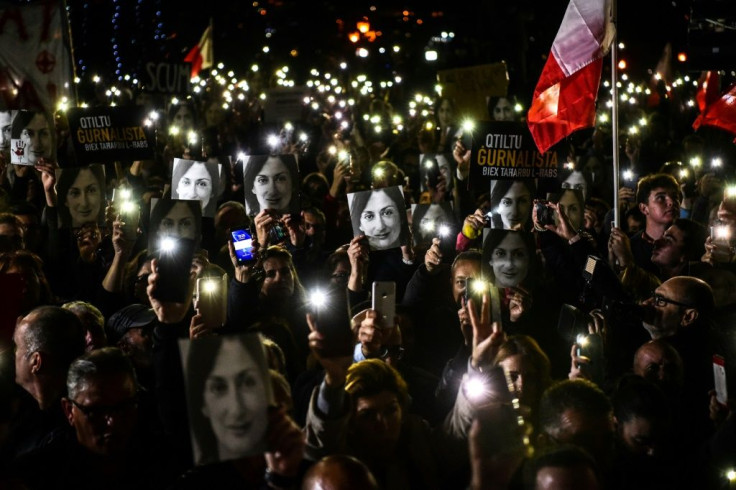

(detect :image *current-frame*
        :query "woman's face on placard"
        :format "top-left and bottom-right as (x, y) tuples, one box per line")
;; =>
(419, 204), (446, 238)
(158, 201), (197, 241)
(563, 171), (588, 200)
(201, 338), (268, 460)
(496, 181), (531, 230)
(177, 162), (213, 209)
(493, 97), (514, 121)
(558, 190), (583, 231)
(437, 99), (454, 128)
(66, 168), (102, 228)
(489, 232), (530, 288)
(173, 105), (194, 130)
(21, 113), (52, 164)
(360, 190), (401, 249)
(252, 157), (293, 213)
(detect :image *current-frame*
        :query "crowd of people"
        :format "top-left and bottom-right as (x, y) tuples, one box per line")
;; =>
(1, 66), (736, 490)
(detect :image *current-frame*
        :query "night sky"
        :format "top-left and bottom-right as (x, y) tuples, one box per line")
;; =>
(66, 0), (693, 97)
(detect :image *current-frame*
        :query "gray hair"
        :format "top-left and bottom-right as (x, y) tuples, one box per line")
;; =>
(66, 347), (137, 400)
(62, 301), (105, 330)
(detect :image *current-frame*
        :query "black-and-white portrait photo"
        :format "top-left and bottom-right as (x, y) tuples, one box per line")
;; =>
(242, 153), (300, 216)
(10, 110), (54, 166)
(171, 158), (222, 218)
(148, 198), (202, 251)
(419, 153), (454, 193)
(0, 110), (16, 158)
(347, 186), (408, 251)
(482, 229), (537, 289)
(179, 333), (273, 465)
(488, 179), (535, 230)
(411, 202), (455, 246)
(55, 164), (106, 229)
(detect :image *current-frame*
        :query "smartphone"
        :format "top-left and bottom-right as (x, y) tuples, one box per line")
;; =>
(311, 289), (353, 358)
(269, 220), (288, 244)
(423, 157), (441, 190)
(714, 354), (728, 406)
(576, 333), (605, 385)
(111, 186), (133, 205)
(231, 227), (256, 265)
(119, 201), (140, 241)
(372, 281), (396, 328)
(464, 279), (502, 325)
(196, 274), (227, 330)
(153, 236), (196, 303)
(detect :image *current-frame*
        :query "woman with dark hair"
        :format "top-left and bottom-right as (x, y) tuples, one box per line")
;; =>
(183, 334), (272, 465)
(243, 154), (300, 216)
(148, 198), (202, 249)
(171, 159), (221, 217)
(167, 101), (198, 131)
(348, 186), (408, 251)
(482, 229), (537, 289)
(10, 110), (53, 165)
(487, 95), (518, 122)
(411, 203), (456, 246)
(489, 179), (535, 230)
(433, 97), (461, 154)
(493, 335), (552, 419)
(55, 165), (106, 229)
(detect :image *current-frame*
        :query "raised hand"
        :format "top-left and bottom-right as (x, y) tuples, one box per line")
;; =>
(467, 293), (505, 370)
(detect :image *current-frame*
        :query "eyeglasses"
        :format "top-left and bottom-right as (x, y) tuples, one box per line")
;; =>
(650, 292), (693, 309)
(380, 346), (405, 360)
(70, 397), (138, 422)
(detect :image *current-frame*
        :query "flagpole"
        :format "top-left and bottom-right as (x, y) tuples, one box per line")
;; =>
(610, 0), (620, 228)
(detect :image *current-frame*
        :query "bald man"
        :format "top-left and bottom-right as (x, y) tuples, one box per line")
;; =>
(302, 455), (379, 490)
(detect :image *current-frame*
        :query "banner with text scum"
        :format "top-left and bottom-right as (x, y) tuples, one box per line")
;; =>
(67, 106), (155, 166)
(468, 121), (560, 190)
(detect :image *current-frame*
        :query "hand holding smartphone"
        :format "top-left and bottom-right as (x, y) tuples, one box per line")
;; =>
(372, 281), (396, 328)
(231, 226), (256, 265)
(196, 274), (228, 330)
(153, 236), (196, 303)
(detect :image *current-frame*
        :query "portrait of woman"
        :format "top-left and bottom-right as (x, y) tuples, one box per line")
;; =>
(489, 179), (535, 230)
(147, 198), (202, 251)
(171, 158), (222, 218)
(167, 101), (197, 131)
(482, 229), (537, 289)
(348, 186), (408, 251)
(179, 333), (273, 465)
(556, 187), (585, 231)
(56, 164), (106, 229)
(242, 154), (300, 216)
(487, 95), (518, 122)
(10, 110), (54, 165)
(411, 202), (455, 245)
(559, 167), (591, 201)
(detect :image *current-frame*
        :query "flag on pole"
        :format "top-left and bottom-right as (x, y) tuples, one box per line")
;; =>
(184, 23), (213, 80)
(527, 0), (615, 154)
(693, 71), (736, 142)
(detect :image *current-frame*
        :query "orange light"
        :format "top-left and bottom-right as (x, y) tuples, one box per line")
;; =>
(402, 10), (409, 16)
(290, 49), (298, 57)
(677, 52), (687, 62)
(357, 21), (370, 33)
(617, 59), (627, 70)
(349, 32), (360, 43)
(259, 8), (266, 15)
(416, 18), (423, 25)
(365, 31), (377, 42)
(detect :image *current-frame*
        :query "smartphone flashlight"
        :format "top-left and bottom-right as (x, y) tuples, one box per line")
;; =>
(689, 156), (702, 168)
(148, 110), (159, 121)
(679, 169), (689, 179)
(299, 132), (309, 142)
(310, 290), (327, 309)
(373, 167), (385, 178)
(421, 221), (435, 233)
(424, 159), (436, 169)
(461, 119), (475, 133)
(712, 157), (723, 168)
(159, 237), (177, 253)
(169, 125), (180, 136)
(726, 186), (736, 199)
(464, 375), (488, 404)
(438, 224), (451, 238)
(713, 225), (731, 241)
(726, 469), (736, 482)
(237, 151), (247, 162)
(576, 334), (589, 348)
(623, 169), (634, 181)
(338, 150), (349, 162)
(187, 131), (198, 146)
(202, 279), (218, 294)
(328, 145), (337, 155)
(120, 201), (138, 215)
(118, 188), (132, 201)
(267, 134), (279, 149)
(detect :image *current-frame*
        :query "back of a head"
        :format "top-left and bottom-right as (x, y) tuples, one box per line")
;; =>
(345, 359), (409, 409)
(302, 455), (379, 490)
(538, 379), (612, 439)
(524, 445), (601, 490)
(21, 306), (86, 374)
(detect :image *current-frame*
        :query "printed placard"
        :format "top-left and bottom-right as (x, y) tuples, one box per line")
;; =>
(347, 186), (409, 251)
(67, 106), (155, 165)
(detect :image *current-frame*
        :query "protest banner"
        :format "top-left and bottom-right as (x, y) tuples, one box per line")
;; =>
(263, 86), (307, 125)
(67, 106), (155, 165)
(142, 61), (191, 94)
(468, 121), (560, 190)
(0, 1), (73, 113)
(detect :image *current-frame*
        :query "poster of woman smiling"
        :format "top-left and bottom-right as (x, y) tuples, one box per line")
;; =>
(347, 186), (409, 251)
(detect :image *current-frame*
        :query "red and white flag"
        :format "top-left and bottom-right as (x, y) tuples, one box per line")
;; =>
(184, 24), (213, 80)
(693, 71), (736, 142)
(0, 1), (74, 113)
(527, 0), (615, 153)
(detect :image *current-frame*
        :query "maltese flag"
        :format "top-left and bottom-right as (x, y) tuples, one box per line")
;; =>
(184, 24), (213, 80)
(527, 0), (615, 153)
